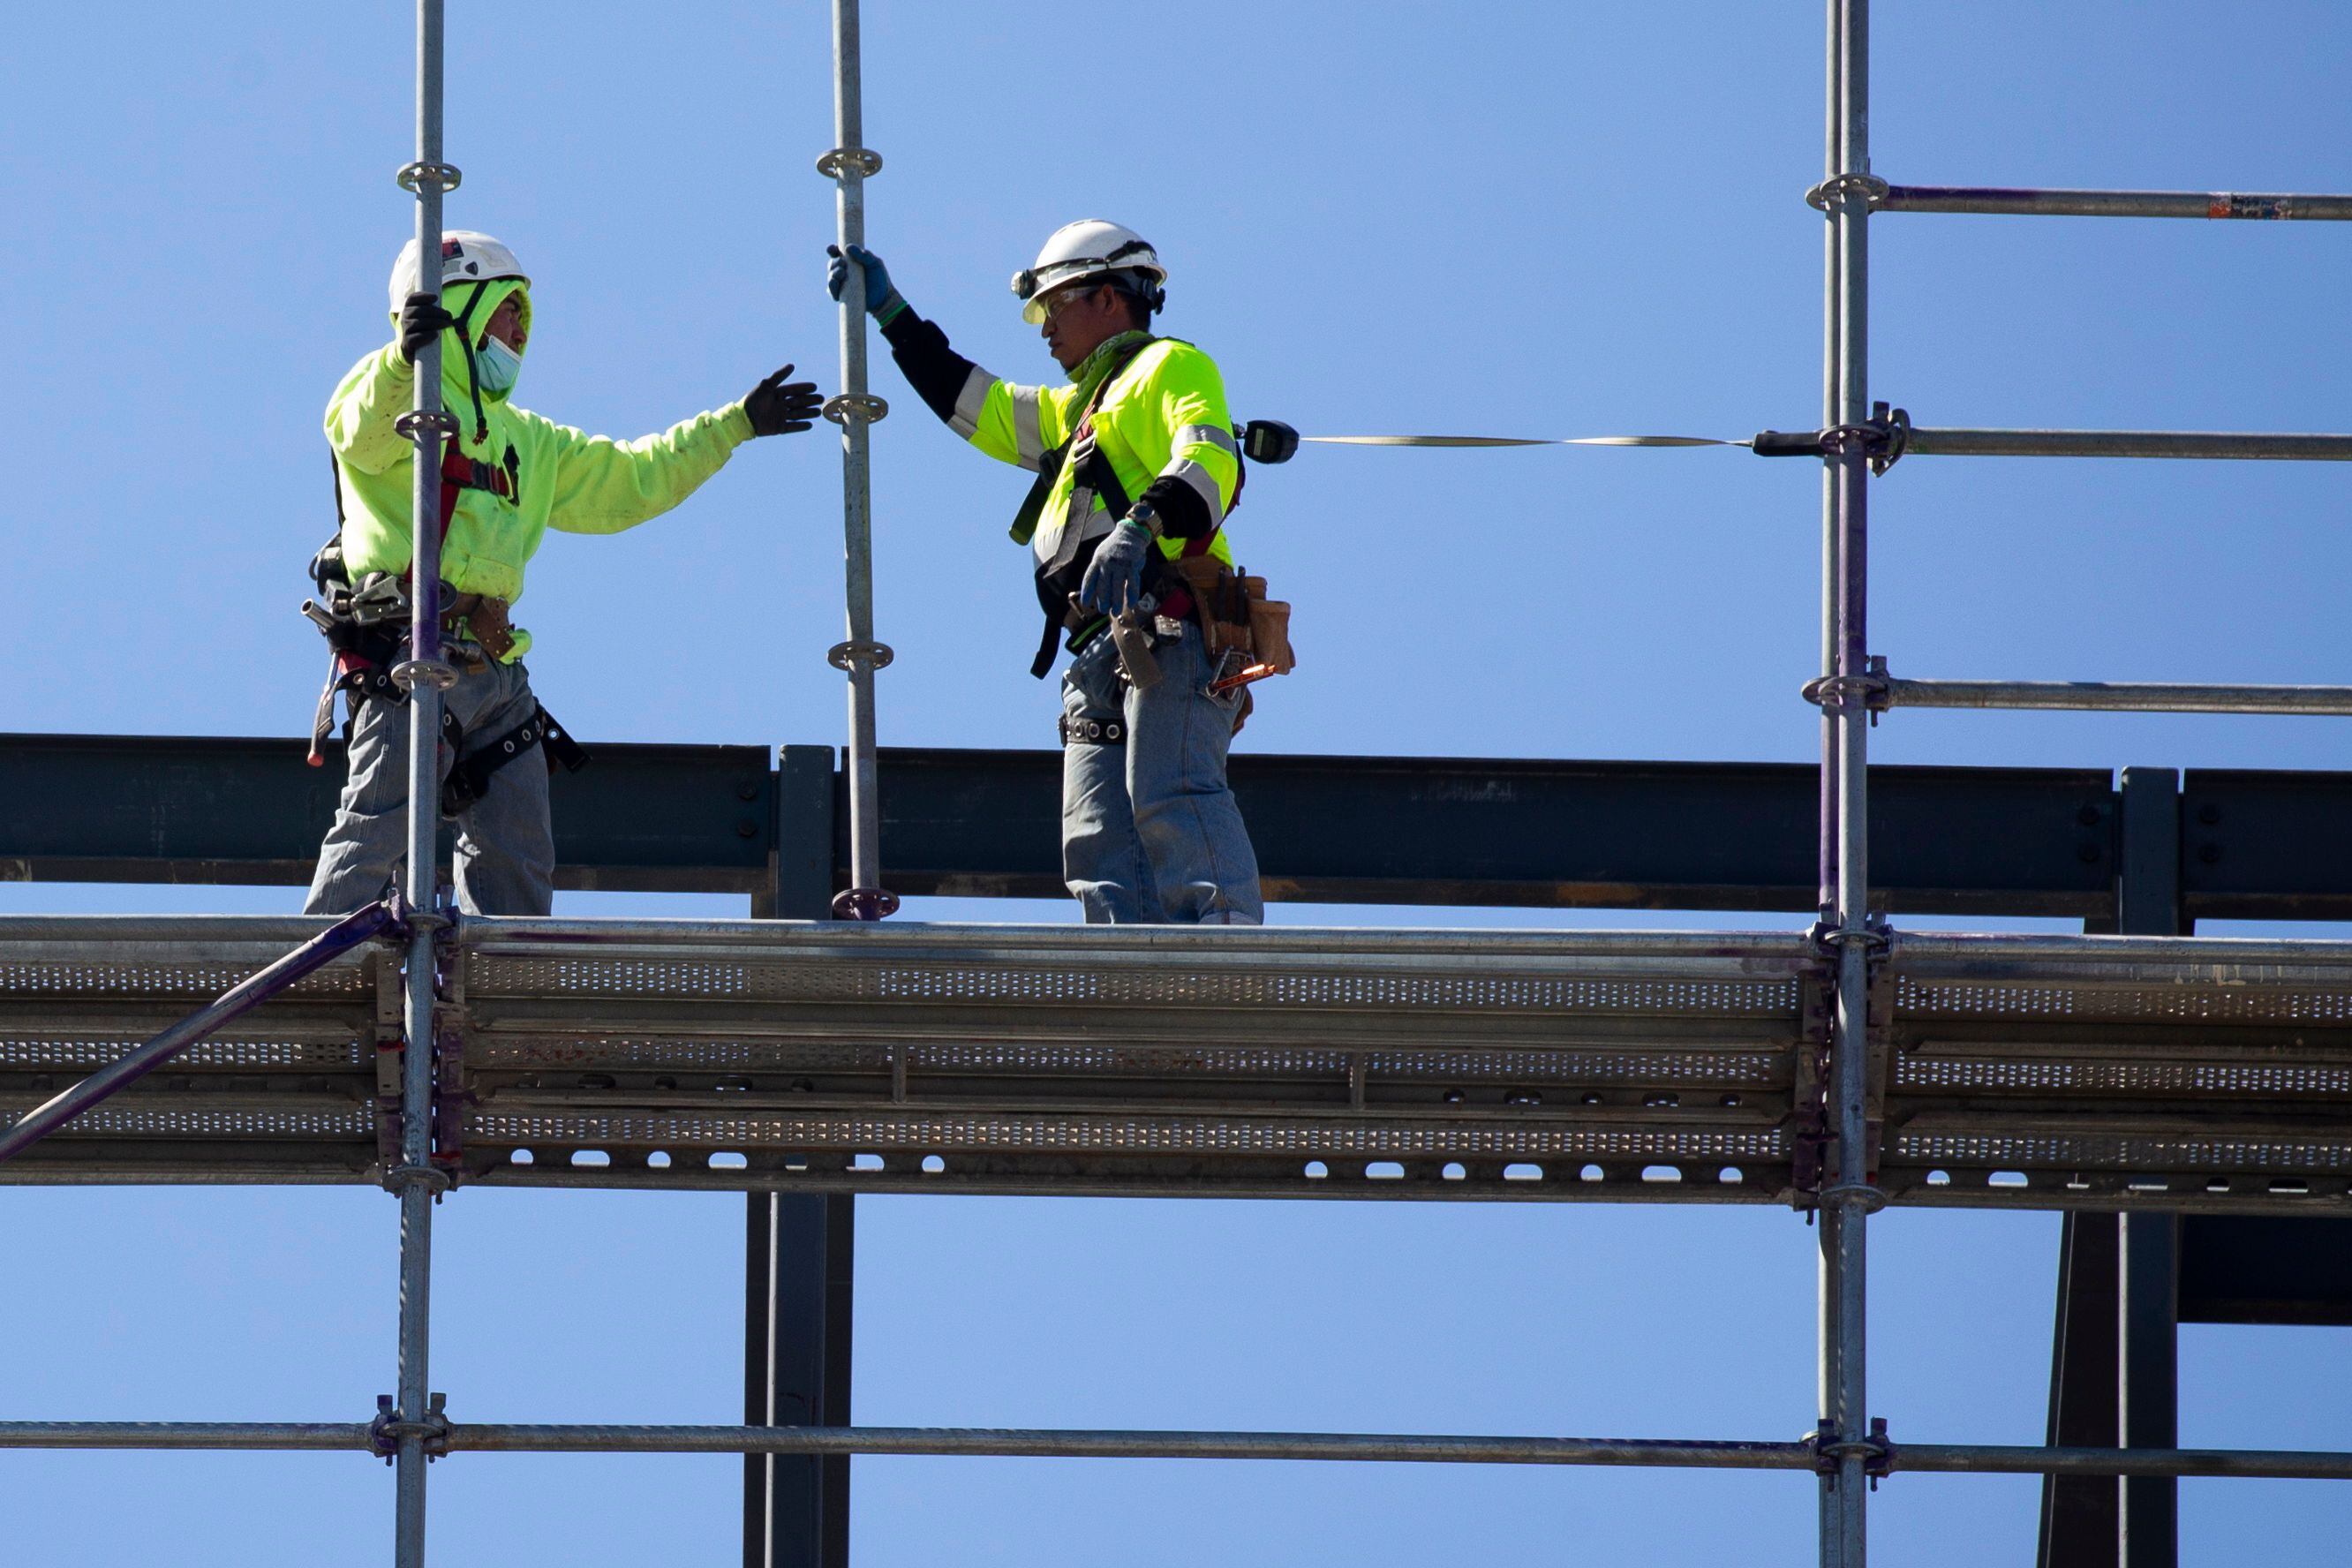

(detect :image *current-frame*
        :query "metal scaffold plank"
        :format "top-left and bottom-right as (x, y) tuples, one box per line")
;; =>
(4, 917), (2348, 1212)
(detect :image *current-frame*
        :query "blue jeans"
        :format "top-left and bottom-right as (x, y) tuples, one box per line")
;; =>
(1060, 622), (1263, 924)
(304, 657), (555, 916)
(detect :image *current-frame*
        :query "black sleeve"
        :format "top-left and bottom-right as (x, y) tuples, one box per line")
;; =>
(1138, 475), (1216, 540)
(878, 308), (979, 427)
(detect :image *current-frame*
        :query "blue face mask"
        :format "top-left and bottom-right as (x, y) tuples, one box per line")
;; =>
(474, 335), (522, 396)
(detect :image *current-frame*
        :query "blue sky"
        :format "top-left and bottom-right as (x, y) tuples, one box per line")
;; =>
(4, 2), (2348, 1562)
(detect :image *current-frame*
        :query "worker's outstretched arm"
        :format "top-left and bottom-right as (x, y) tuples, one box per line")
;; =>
(828, 245), (1061, 472)
(540, 367), (819, 536)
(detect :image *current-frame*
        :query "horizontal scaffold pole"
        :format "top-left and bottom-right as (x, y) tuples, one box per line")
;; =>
(1881, 679), (2352, 718)
(4, 1422), (2350, 1479)
(1903, 428), (2352, 461)
(1876, 185), (2352, 221)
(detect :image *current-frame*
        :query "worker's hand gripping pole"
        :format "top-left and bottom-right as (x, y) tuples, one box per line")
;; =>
(819, 0), (897, 922)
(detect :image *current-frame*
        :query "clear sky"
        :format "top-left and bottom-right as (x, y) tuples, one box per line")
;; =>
(4, 2), (2349, 1563)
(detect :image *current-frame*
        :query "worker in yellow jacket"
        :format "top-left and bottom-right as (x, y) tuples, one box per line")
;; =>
(830, 222), (1262, 923)
(305, 230), (822, 916)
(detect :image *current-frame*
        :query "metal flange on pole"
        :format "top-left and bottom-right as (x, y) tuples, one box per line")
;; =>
(820, 0), (898, 922)
(390, 4), (456, 1564)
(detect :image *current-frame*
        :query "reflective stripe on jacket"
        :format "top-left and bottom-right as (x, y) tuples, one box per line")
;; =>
(958, 331), (1240, 569)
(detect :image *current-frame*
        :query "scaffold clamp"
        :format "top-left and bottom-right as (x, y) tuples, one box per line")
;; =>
(1750, 403), (1908, 474)
(370, 1392), (451, 1462)
(828, 640), (894, 672)
(396, 161), (463, 194)
(816, 146), (884, 179)
(823, 393), (890, 426)
(1808, 1418), (1896, 1486)
(1805, 171), (1888, 213)
(1801, 656), (1891, 719)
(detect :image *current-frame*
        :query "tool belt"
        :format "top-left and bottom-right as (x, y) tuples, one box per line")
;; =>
(301, 562), (586, 813)
(1163, 556), (1296, 690)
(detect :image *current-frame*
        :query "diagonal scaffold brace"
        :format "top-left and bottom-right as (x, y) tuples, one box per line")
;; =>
(0, 899), (407, 1166)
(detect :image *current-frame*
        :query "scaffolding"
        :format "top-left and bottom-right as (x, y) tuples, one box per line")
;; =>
(5, 3), (2352, 1565)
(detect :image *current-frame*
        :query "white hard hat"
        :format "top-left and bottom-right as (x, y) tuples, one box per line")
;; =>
(388, 230), (528, 316)
(1011, 219), (1165, 324)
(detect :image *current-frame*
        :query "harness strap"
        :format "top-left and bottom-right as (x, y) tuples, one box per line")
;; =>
(1025, 338), (1158, 678)
(1058, 713), (1126, 746)
(438, 704), (590, 818)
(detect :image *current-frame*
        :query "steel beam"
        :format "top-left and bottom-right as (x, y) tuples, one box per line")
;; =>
(866, 749), (2115, 915)
(2181, 769), (2352, 922)
(0, 734), (772, 892)
(2178, 1217), (2352, 1326)
(0, 735), (2118, 916)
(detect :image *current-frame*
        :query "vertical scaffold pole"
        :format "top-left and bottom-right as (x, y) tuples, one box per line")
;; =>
(1814, 5), (1845, 1562)
(389, 2), (457, 1562)
(818, 0), (897, 922)
(1819, 0), (1879, 1565)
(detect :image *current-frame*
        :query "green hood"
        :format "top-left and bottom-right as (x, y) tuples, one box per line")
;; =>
(387, 276), (532, 433)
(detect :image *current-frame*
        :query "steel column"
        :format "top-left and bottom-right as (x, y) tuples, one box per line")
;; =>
(2119, 1217), (2180, 1568)
(821, 0), (893, 921)
(2115, 770), (2181, 1568)
(746, 743), (855, 1568)
(2042, 768), (2182, 1568)
(745, 1195), (856, 1568)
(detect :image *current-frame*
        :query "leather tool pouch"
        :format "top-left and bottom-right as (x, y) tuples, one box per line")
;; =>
(464, 597), (517, 661)
(1169, 558), (1298, 676)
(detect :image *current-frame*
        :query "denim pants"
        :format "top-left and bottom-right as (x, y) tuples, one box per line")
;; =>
(304, 657), (555, 916)
(1060, 622), (1263, 924)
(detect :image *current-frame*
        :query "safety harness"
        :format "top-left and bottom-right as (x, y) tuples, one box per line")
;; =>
(1014, 336), (1241, 679)
(305, 447), (588, 816)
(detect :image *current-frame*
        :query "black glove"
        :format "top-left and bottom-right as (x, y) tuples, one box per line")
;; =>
(397, 291), (455, 365)
(743, 364), (824, 437)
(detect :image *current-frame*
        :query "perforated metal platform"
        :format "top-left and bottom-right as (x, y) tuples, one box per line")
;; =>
(3, 916), (2348, 1211)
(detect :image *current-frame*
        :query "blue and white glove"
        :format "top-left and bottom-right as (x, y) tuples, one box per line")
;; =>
(825, 244), (904, 324)
(1078, 518), (1154, 616)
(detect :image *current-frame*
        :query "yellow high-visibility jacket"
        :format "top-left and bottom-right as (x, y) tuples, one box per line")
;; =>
(326, 275), (753, 660)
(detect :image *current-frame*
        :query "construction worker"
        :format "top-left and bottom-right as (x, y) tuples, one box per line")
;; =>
(828, 222), (1262, 924)
(305, 230), (823, 916)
